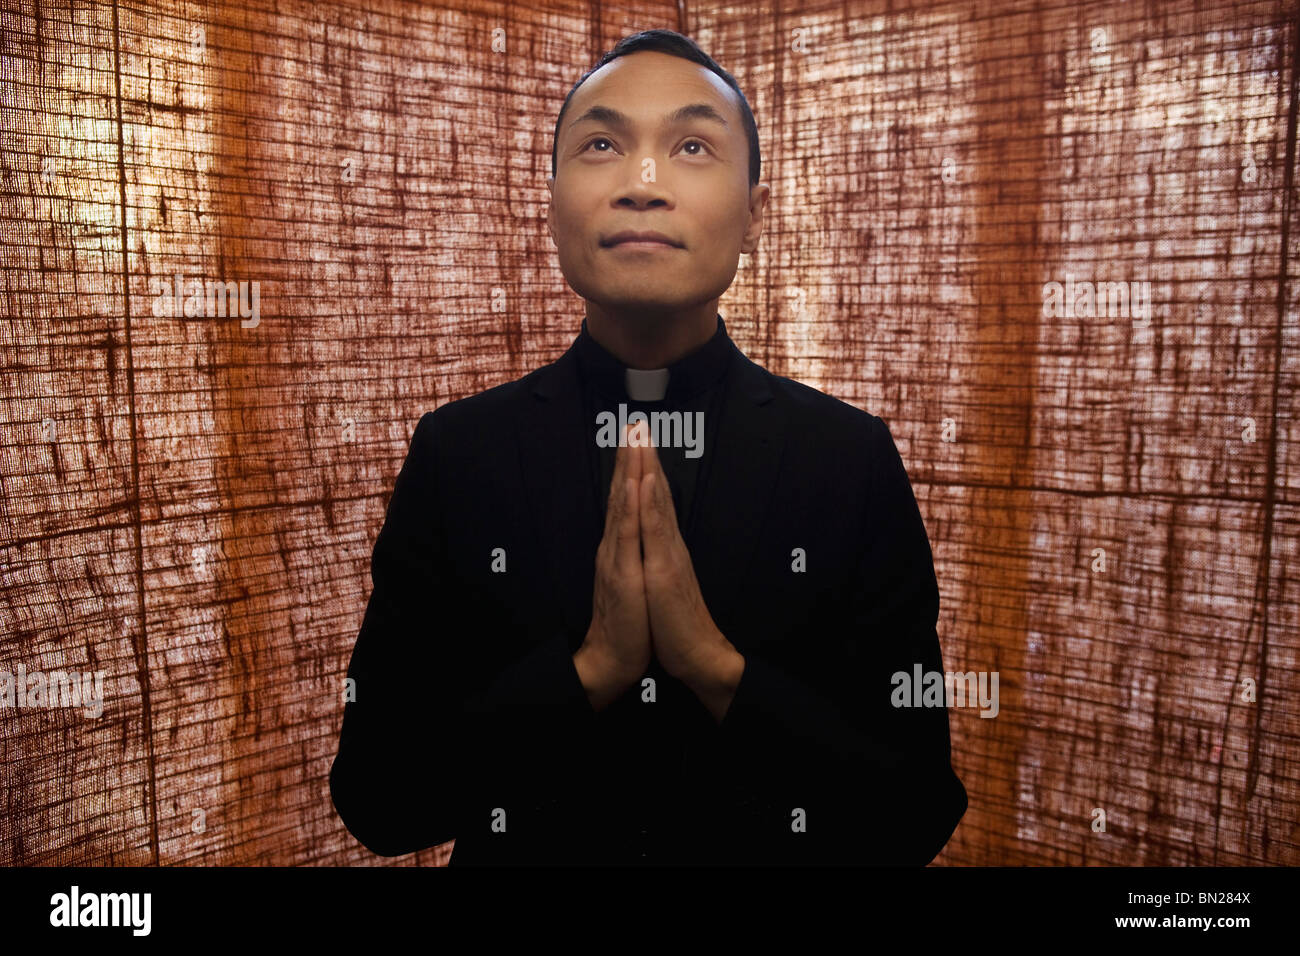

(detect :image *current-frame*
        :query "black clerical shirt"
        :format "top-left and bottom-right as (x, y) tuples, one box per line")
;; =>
(574, 313), (733, 537)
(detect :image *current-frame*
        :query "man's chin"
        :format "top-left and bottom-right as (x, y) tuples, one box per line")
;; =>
(579, 290), (689, 316)
(588, 302), (688, 323)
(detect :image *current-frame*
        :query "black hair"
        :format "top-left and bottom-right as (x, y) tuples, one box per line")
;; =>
(551, 29), (761, 189)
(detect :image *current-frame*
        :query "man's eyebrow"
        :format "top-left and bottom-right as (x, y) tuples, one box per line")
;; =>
(567, 102), (730, 133)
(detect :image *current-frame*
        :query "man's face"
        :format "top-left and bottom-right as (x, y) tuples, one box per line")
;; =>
(547, 51), (767, 318)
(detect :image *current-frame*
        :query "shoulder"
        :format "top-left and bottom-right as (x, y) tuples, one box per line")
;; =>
(739, 353), (888, 452)
(412, 355), (565, 443)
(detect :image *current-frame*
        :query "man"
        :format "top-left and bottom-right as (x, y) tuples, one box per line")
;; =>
(329, 29), (967, 865)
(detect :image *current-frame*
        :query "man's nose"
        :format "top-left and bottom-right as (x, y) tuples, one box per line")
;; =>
(616, 159), (672, 205)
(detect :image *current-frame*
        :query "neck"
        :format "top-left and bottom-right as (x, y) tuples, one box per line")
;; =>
(584, 301), (718, 368)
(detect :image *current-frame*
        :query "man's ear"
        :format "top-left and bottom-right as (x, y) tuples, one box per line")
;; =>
(740, 182), (770, 255)
(546, 175), (557, 246)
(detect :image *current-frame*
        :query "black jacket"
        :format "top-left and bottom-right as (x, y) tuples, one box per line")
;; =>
(330, 324), (967, 865)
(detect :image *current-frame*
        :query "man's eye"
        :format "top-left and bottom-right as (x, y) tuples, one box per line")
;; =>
(583, 137), (614, 153)
(681, 139), (709, 156)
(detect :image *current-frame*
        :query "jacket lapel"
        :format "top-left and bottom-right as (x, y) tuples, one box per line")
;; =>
(684, 347), (787, 631)
(513, 344), (601, 647)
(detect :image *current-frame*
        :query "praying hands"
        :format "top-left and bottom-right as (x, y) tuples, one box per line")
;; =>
(573, 422), (746, 722)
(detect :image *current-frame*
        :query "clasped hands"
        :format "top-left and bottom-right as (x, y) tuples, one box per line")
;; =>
(574, 421), (744, 721)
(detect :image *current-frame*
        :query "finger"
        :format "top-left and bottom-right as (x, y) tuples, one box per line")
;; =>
(627, 419), (645, 487)
(647, 459), (684, 562)
(610, 421), (632, 500)
(641, 440), (670, 520)
(613, 474), (641, 573)
(639, 425), (667, 483)
(604, 421), (636, 537)
(625, 423), (646, 531)
(614, 424), (643, 570)
(641, 436), (677, 528)
(656, 452), (677, 529)
(639, 471), (664, 558)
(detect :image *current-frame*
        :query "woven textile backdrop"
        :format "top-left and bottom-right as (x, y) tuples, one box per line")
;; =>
(1, 0), (1297, 866)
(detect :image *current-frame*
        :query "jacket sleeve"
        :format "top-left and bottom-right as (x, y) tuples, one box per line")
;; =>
(686, 413), (968, 865)
(329, 409), (599, 858)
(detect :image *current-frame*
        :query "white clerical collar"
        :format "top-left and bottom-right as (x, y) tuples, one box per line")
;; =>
(624, 367), (670, 401)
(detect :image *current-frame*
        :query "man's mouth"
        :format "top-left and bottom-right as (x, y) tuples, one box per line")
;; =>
(601, 230), (684, 249)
